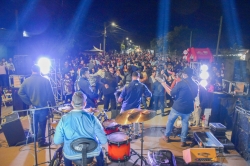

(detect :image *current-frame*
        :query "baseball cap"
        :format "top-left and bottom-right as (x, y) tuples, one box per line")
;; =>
(182, 67), (193, 77)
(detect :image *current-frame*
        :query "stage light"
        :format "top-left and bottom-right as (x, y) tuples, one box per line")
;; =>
(199, 71), (209, 80)
(38, 57), (51, 74)
(200, 64), (208, 71)
(200, 80), (208, 88)
(23, 31), (29, 37)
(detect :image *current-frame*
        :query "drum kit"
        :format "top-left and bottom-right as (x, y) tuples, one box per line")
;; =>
(104, 108), (156, 166)
(51, 105), (157, 166)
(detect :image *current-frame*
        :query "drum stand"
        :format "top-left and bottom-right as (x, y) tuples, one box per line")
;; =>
(97, 109), (108, 122)
(131, 123), (148, 166)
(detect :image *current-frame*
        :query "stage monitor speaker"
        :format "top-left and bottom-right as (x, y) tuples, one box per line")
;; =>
(12, 87), (28, 117)
(1, 112), (26, 147)
(183, 148), (218, 164)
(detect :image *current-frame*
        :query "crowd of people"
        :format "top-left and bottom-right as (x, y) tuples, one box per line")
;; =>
(60, 52), (225, 114)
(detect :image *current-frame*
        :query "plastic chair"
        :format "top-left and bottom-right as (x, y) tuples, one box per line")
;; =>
(70, 138), (97, 166)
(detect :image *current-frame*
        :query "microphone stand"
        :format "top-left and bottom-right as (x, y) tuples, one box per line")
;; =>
(38, 102), (53, 165)
(29, 108), (38, 166)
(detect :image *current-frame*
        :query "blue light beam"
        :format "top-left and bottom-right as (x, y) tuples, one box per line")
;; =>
(157, 0), (171, 55)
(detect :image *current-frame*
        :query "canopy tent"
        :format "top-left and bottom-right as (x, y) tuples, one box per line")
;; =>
(85, 46), (103, 52)
(186, 47), (214, 62)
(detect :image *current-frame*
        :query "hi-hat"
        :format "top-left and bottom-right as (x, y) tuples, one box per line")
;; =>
(115, 109), (141, 125)
(128, 110), (156, 123)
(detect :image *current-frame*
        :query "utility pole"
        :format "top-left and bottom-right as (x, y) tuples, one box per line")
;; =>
(103, 22), (106, 56)
(190, 31), (192, 48)
(216, 16), (223, 56)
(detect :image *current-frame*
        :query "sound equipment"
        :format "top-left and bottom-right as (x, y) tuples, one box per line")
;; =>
(233, 60), (247, 82)
(216, 136), (235, 150)
(1, 112), (26, 147)
(209, 123), (227, 136)
(183, 148), (218, 164)
(13, 55), (33, 75)
(193, 131), (224, 153)
(232, 106), (250, 161)
(12, 87), (28, 117)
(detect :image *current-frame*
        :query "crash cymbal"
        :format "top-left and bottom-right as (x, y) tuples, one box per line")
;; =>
(115, 109), (141, 125)
(128, 109), (156, 123)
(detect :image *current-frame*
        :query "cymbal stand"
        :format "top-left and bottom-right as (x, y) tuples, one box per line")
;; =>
(97, 109), (108, 122)
(131, 123), (148, 166)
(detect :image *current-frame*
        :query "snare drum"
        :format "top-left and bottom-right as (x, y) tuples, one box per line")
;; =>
(107, 132), (131, 162)
(58, 105), (72, 114)
(102, 119), (119, 135)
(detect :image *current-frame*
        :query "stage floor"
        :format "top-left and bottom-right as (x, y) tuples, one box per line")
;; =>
(0, 105), (249, 166)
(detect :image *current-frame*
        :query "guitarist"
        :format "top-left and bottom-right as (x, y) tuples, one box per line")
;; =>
(157, 67), (198, 147)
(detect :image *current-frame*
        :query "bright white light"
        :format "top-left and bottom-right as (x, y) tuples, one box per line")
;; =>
(200, 80), (208, 87)
(200, 64), (208, 71)
(38, 58), (51, 74)
(199, 71), (209, 80)
(126, 37), (129, 40)
(23, 31), (29, 37)
(111, 22), (116, 26)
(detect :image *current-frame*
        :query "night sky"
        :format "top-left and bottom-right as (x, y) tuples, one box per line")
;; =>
(1, 0), (250, 55)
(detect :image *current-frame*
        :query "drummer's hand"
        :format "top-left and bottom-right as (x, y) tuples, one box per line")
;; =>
(104, 84), (109, 89)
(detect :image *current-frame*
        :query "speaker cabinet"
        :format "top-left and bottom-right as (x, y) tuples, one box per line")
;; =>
(14, 55), (33, 75)
(1, 113), (26, 147)
(12, 87), (28, 117)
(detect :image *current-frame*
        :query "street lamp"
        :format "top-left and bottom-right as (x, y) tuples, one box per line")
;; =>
(103, 22), (116, 56)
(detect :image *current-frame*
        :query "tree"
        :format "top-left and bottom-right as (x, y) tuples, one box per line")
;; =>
(150, 26), (191, 55)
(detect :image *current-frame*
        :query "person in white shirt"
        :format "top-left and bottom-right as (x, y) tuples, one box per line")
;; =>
(0, 61), (7, 87)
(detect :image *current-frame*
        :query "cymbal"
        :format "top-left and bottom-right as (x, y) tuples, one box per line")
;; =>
(128, 109), (156, 123)
(115, 109), (141, 125)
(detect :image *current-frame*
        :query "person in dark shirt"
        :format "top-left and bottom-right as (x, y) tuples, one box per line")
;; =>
(118, 72), (152, 137)
(76, 67), (98, 108)
(153, 71), (167, 116)
(161, 67), (198, 147)
(101, 68), (118, 118)
(118, 72), (152, 112)
(18, 65), (56, 147)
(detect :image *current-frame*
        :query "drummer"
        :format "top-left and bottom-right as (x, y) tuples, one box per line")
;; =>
(54, 91), (107, 166)
(118, 71), (152, 138)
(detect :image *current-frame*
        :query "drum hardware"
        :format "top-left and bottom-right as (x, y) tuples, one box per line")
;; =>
(102, 119), (120, 135)
(106, 132), (131, 163)
(97, 109), (108, 122)
(114, 109), (156, 165)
